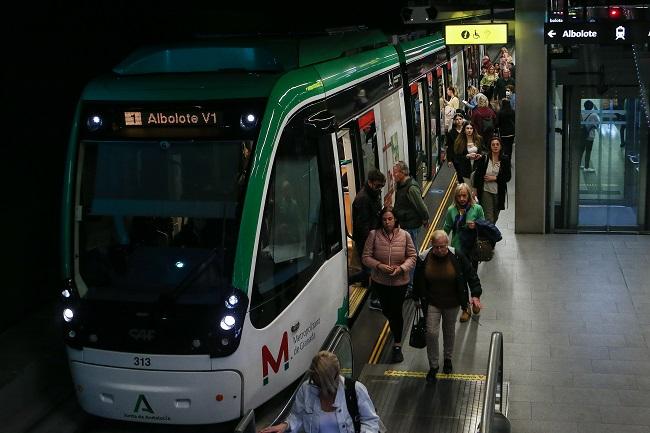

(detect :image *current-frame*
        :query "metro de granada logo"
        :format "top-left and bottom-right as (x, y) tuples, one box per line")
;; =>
(261, 331), (289, 385)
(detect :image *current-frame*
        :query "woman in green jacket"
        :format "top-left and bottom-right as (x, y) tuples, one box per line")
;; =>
(443, 183), (484, 322)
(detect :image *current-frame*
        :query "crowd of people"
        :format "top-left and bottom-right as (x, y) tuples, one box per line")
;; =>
(260, 47), (517, 433)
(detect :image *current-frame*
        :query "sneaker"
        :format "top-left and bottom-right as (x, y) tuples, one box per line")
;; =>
(426, 367), (438, 384)
(443, 359), (453, 374)
(459, 309), (471, 323)
(391, 346), (404, 363)
(584, 167), (596, 173)
(369, 298), (382, 311)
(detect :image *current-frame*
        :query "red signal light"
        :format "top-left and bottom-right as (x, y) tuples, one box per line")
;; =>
(608, 7), (622, 19)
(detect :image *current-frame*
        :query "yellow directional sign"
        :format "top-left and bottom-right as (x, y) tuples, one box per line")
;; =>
(445, 23), (508, 45)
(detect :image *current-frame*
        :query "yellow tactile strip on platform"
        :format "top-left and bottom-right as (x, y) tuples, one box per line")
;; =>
(348, 284), (367, 318)
(384, 370), (486, 381)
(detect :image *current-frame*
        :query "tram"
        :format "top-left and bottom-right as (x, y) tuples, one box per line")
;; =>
(60, 30), (478, 424)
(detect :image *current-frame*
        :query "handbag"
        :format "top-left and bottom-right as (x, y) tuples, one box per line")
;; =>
(470, 232), (494, 262)
(408, 306), (427, 349)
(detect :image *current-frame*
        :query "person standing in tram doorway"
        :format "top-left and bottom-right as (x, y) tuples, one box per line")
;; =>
(392, 161), (429, 298)
(580, 100), (601, 173)
(352, 169), (386, 311)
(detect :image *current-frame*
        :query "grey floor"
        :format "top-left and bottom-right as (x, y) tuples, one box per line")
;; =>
(372, 159), (650, 432)
(472, 166), (650, 432)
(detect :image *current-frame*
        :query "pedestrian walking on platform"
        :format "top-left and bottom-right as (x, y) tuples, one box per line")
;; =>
(414, 230), (482, 384)
(473, 136), (511, 224)
(363, 206), (417, 363)
(443, 183), (484, 322)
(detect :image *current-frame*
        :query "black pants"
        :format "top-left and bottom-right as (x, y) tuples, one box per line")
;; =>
(373, 282), (407, 344)
(583, 138), (594, 169)
(501, 135), (514, 157)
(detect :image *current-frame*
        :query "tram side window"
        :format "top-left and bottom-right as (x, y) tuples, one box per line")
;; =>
(250, 121), (340, 328)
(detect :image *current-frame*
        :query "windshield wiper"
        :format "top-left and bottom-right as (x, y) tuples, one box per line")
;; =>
(159, 248), (221, 303)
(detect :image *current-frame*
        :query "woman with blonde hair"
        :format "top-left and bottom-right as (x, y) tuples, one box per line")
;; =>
(443, 183), (484, 321)
(470, 93), (497, 140)
(463, 86), (479, 111)
(260, 351), (380, 433)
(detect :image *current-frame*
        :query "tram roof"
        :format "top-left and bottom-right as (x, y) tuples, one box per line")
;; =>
(81, 30), (445, 101)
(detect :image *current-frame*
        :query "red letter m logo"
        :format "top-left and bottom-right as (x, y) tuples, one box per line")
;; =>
(261, 331), (289, 385)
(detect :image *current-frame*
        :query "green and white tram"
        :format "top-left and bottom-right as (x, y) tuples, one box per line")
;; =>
(60, 30), (455, 424)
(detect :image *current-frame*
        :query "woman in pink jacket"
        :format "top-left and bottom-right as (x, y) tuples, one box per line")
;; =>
(363, 206), (417, 363)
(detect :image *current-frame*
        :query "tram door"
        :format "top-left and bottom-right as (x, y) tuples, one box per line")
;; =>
(337, 110), (380, 316)
(559, 86), (648, 230)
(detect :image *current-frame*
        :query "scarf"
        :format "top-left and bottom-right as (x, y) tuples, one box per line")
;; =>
(453, 203), (472, 233)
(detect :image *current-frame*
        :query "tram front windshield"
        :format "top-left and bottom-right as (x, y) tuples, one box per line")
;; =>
(76, 139), (252, 304)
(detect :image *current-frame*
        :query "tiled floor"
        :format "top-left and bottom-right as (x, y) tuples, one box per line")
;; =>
(472, 168), (650, 432)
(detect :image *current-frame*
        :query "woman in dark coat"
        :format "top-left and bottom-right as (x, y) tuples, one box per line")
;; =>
(473, 136), (512, 224)
(497, 98), (515, 157)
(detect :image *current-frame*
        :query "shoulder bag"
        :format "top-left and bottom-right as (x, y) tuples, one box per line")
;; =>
(408, 306), (427, 349)
(470, 228), (494, 262)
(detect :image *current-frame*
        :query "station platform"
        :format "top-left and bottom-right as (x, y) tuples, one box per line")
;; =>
(351, 162), (650, 433)
(3, 165), (650, 433)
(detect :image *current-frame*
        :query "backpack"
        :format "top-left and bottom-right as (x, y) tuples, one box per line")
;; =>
(344, 377), (361, 433)
(481, 114), (495, 134)
(344, 377), (386, 433)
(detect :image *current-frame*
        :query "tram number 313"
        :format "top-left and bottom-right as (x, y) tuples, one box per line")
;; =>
(133, 356), (152, 367)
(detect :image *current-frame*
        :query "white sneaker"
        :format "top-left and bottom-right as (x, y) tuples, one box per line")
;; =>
(584, 167), (596, 173)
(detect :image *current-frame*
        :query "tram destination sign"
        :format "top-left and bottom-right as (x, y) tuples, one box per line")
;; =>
(122, 109), (226, 128)
(544, 22), (650, 45)
(445, 23), (508, 45)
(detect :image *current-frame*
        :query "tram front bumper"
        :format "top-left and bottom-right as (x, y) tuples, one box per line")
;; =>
(70, 361), (243, 424)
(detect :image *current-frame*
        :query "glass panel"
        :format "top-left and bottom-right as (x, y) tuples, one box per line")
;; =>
(251, 126), (327, 328)
(332, 332), (353, 378)
(77, 139), (249, 303)
(411, 82), (428, 185)
(576, 94), (645, 230)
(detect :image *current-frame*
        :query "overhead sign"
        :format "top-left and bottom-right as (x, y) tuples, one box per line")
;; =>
(445, 23), (508, 45)
(544, 22), (650, 44)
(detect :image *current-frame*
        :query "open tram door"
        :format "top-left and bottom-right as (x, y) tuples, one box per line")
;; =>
(336, 109), (380, 320)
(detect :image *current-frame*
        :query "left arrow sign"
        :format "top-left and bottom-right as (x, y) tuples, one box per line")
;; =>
(548, 30), (556, 38)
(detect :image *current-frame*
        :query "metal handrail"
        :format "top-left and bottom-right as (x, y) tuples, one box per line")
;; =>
(270, 325), (352, 426)
(234, 410), (256, 433)
(479, 331), (504, 433)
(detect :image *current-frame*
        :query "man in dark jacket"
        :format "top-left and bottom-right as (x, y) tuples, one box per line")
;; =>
(352, 169), (386, 309)
(393, 161), (429, 296)
(413, 230), (482, 383)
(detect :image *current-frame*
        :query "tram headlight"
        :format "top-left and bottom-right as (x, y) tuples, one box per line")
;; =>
(63, 308), (74, 323)
(240, 113), (258, 130)
(220, 315), (236, 331)
(225, 294), (239, 309)
(86, 114), (103, 132)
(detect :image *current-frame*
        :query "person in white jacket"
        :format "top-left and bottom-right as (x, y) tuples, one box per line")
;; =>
(260, 351), (380, 433)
